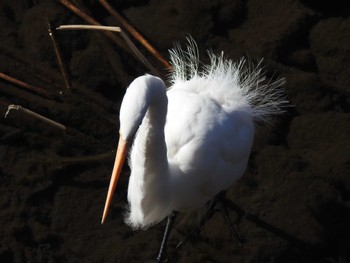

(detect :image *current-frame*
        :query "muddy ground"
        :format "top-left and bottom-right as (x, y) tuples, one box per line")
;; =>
(0, 0), (349, 262)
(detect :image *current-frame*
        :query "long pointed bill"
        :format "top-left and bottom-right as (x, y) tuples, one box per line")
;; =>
(101, 136), (129, 224)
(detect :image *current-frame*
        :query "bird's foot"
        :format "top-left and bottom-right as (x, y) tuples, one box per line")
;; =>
(175, 197), (217, 249)
(176, 191), (244, 250)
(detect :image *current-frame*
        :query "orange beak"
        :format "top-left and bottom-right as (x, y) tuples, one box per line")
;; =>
(101, 135), (129, 224)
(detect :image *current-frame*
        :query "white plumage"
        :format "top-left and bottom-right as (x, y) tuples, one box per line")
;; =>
(101, 39), (287, 230)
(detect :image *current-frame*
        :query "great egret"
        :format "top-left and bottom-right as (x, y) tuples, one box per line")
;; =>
(101, 39), (287, 261)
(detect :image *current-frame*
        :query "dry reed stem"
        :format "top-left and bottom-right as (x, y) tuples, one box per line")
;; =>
(57, 25), (121, 32)
(48, 21), (71, 91)
(5, 104), (66, 131)
(4, 104), (113, 148)
(57, 25), (160, 76)
(118, 30), (161, 76)
(57, 0), (127, 51)
(0, 72), (53, 99)
(58, 0), (159, 75)
(98, 0), (172, 70)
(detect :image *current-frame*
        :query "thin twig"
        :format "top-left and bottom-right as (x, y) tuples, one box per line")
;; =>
(0, 72), (53, 99)
(98, 0), (172, 70)
(48, 20), (71, 91)
(5, 104), (66, 131)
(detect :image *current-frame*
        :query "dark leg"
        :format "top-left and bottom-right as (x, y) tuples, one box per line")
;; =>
(220, 198), (243, 247)
(157, 211), (177, 262)
(176, 192), (244, 251)
(216, 191), (244, 247)
(176, 198), (218, 249)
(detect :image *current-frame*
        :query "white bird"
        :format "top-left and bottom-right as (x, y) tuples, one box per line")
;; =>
(101, 39), (287, 260)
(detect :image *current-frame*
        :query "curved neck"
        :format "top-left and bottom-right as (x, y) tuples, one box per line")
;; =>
(129, 83), (169, 183)
(136, 102), (168, 171)
(124, 75), (169, 176)
(127, 89), (172, 227)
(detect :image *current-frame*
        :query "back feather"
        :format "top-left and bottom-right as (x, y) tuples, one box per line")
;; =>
(168, 38), (289, 124)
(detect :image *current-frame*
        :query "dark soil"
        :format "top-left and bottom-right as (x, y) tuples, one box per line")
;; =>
(0, 0), (349, 262)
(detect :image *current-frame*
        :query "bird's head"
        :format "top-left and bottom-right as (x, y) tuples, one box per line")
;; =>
(101, 74), (166, 224)
(119, 74), (166, 140)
